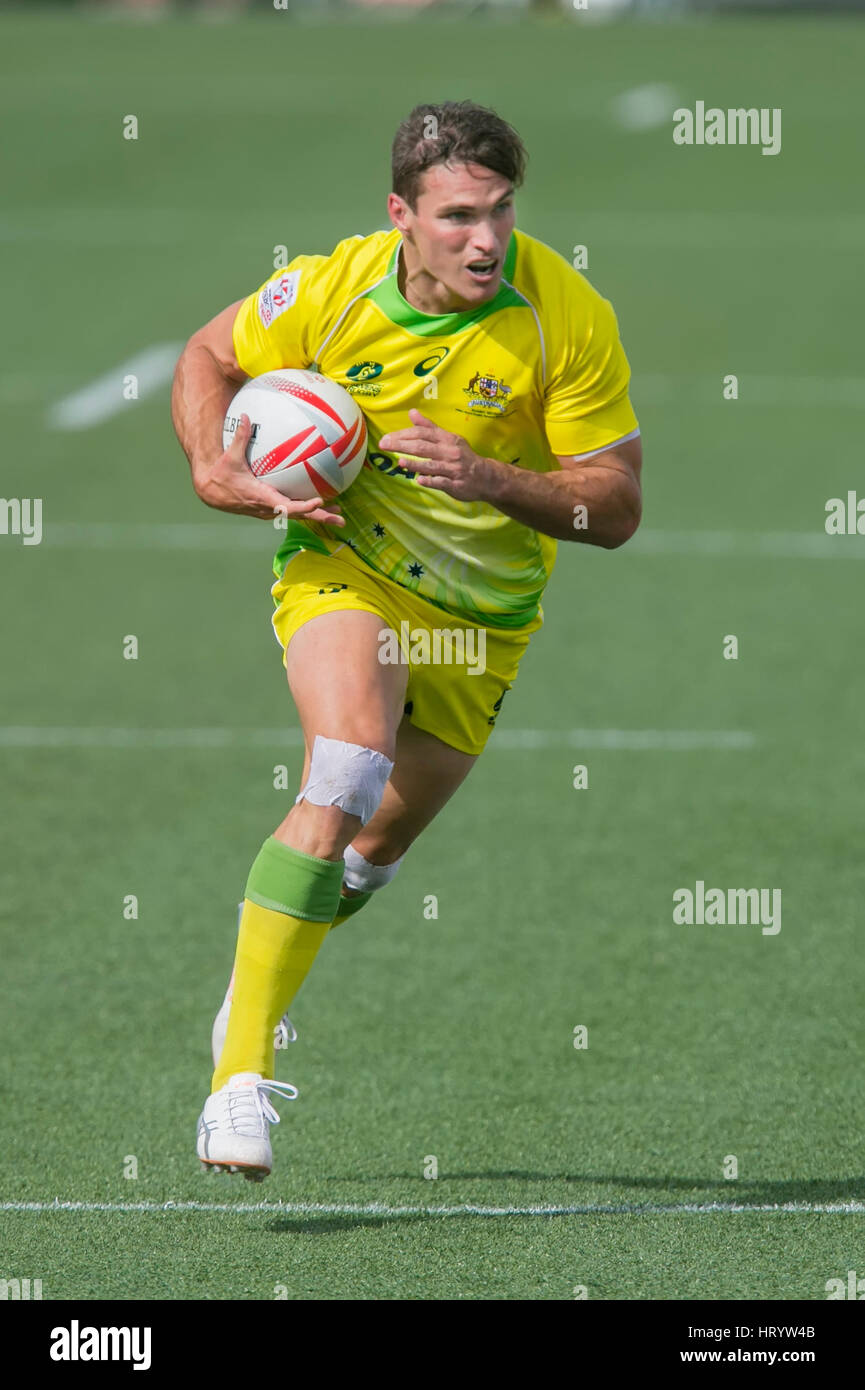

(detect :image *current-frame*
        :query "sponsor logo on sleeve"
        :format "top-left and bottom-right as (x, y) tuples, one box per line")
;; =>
(258, 269), (301, 329)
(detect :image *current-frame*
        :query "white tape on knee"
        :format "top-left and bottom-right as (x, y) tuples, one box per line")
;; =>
(296, 736), (393, 826)
(343, 843), (404, 893)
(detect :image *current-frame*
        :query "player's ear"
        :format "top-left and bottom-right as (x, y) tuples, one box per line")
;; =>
(387, 192), (411, 232)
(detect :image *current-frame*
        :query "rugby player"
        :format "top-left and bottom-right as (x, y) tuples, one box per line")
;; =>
(171, 101), (642, 1179)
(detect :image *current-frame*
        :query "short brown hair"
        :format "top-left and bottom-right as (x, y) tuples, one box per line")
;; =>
(391, 101), (527, 209)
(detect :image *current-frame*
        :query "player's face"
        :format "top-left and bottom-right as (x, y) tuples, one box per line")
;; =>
(389, 162), (516, 312)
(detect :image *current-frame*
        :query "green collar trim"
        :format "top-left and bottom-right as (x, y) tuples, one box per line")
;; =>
(369, 233), (522, 338)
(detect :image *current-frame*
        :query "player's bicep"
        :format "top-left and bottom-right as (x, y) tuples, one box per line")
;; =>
(186, 298), (249, 385)
(554, 432), (642, 486)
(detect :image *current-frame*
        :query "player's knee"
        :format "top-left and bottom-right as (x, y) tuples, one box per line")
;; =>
(343, 843), (405, 894)
(297, 735), (394, 827)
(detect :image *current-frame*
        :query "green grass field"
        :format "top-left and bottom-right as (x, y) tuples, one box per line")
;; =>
(1, 7), (864, 1301)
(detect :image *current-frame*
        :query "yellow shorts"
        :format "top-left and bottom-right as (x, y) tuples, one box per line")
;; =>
(270, 544), (540, 757)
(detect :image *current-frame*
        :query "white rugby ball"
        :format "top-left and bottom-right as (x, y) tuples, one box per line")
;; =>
(223, 369), (367, 500)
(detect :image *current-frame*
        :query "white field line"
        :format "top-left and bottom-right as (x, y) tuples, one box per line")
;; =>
(36, 522), (865, 560)
(46, 344), (182, 430)
(494, 729), (755, 751)
(5, 209), (864, 251)
(1, 1199), (863, 1217)
(636, 373), (865, 408)
(575, 212), (865, 252)
(26, 368), (865, 426)
(45, 522), (269, 550)
(0, 728), (755, 752)
(629, 530), (865, 560)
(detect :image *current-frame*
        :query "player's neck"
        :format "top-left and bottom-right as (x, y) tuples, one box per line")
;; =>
(397, 242), (472, 316)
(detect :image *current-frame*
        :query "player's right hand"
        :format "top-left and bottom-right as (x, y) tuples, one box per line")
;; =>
(193, 413), (345, 526)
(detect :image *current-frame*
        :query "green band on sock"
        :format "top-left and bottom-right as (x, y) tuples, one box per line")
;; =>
(334, 890), (372, 921)
(246, 837), (344, 923)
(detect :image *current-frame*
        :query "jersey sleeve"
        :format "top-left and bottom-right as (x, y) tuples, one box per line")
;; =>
(231, 253), (331, 378)
(543, 275), (639, 459)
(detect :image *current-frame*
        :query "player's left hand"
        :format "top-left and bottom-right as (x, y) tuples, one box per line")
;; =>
(378, 410), (499, 503)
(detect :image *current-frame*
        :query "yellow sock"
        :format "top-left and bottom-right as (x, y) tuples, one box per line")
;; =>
(212, 838), (343, 1092)
(212, 901), (327, 1090)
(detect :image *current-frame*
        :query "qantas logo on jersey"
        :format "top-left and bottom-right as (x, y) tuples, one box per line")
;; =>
(258, 270), (301, 329)
(366, 450), (418, 482)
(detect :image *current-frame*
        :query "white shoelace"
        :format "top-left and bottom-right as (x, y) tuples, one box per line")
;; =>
(226, 1078), (299, 1136)
(275, 1016), (298, 1049)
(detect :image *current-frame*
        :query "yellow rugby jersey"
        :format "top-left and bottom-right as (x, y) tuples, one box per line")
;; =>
(232, 227), (638, 629)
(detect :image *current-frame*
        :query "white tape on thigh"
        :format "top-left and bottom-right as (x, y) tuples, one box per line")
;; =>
(296, 736), (393, 826)
(343, 843), (404, 893)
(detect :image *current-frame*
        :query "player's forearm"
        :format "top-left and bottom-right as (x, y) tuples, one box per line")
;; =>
(171, 340), (242, 488)
(484, 458), (642, 547)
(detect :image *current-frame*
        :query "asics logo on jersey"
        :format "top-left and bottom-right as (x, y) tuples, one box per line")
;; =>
(413, 347), (450, 376)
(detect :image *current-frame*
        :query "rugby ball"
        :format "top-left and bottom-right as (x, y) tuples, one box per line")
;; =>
(222, 369), (367, 500)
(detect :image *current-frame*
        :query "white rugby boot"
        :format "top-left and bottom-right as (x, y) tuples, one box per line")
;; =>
(197, 1073), (298, 1181)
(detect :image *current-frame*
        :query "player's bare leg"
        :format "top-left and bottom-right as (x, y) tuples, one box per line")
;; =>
(288, 673), (478, 870)
(341, 718), (478, 891)
(275, 645), (479, 916)
(276, 608), (409, 858)
(198, 611), (408, 1178)
(211, 637), (479, 1059)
